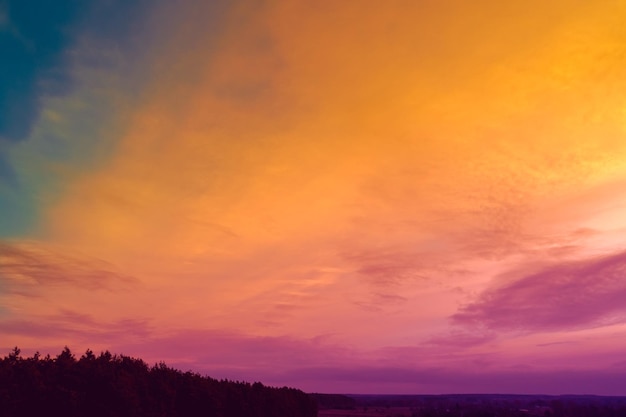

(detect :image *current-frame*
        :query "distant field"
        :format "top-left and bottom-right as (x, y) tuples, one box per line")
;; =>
(316, 393), (626, 417)
(319, 407), (414, 417)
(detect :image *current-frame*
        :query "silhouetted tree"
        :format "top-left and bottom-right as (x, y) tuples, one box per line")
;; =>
(0, 347), (317, 417)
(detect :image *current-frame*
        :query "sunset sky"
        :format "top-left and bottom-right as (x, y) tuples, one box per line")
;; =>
(2, 0), (626, 395)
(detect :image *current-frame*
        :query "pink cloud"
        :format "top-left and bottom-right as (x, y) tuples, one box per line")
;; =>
(452, 249), (626, 332)
(344, 249), (432, 285)
(0, 309), (151, 342)
(0, 240), (137, 296)
(264, 365), (626, 395)
(424, 331), (497, 348)
(114, 329), (354, 375)
(4, 321), (626, 395)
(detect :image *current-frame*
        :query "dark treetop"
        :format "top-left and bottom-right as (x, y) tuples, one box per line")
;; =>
(0, 346), (317, 417)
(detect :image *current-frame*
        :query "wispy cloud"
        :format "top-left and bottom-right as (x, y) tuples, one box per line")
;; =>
(452, 249), (626, 332)
(0, 240), (136, 296)
(536, 340), (577, 348)
(273, 365), (626, 395)
(113, 328), (355, 379)
(0, 309), (150, 342)
(425, 331), (497, 348)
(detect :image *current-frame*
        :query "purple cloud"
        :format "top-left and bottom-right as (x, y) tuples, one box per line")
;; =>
(0, 240), (137, 295)
(272, 366), (626, 395)
(4, 323), (626, 395)
(115, 329), (354, 375)
(343, 249), (433, 285)
(452, 249), (626, 332)
(0, 309), (151, 341)
(424, 331), (497, 348)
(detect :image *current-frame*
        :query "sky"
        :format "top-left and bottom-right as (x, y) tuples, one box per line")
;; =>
(2, 0), (626, 395)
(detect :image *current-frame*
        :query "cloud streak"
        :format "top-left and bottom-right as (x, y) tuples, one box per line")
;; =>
(453, 249), (626, 332)
(0, 240), (136, 296)
(273, 365), (626, 395)
(0, 309), (150, 342)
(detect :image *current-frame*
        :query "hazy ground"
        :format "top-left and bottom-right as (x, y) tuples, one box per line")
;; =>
(319, 407), (414, 417)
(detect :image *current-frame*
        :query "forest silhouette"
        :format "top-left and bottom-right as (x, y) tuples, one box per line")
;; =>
(0, 346), (317, 417)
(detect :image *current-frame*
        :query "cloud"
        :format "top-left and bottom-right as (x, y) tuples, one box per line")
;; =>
(0, 309), (150, 342)
(452, 249), (626, 332)
(0, 240), (136, 296)
(424, 331), (497, 348)
(0, 153), (16, 184)
(343, 249), (438, 286)
(0, 1), (164, 237)
(0, 1), (155, 143)
(273, 365), (626, 395)
(536, 340), (577, 348)
(99, 328), (358, 386)
(0, 0), (83, 142)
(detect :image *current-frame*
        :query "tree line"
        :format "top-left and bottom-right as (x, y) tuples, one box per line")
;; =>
(0, 347), (317, 417)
